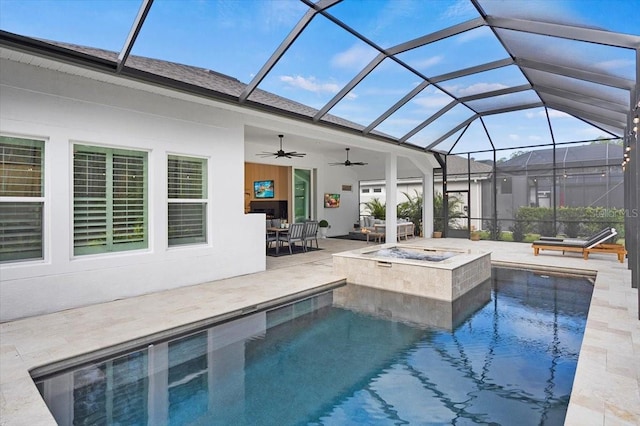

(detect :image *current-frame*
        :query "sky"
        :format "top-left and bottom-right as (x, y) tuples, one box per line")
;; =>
(1, 0), (638, 161)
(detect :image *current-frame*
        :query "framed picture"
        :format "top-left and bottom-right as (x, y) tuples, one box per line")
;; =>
(324, 193), (340, 208)
(254, 180), (274, 198)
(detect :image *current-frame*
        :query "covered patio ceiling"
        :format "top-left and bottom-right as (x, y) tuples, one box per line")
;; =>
(0, 0), (638, 162)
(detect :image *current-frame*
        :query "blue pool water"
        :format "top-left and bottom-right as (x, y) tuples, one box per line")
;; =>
(36, 268), (592, 425)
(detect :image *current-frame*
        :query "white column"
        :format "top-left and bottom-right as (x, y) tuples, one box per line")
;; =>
(385, 153), (398, 242)
(423, 172), (434, 238)
(43, 372), (74, 425)
(147, 343), (169, 426)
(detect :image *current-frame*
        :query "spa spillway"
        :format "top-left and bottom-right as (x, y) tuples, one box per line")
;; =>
(333, 244), (491, 301)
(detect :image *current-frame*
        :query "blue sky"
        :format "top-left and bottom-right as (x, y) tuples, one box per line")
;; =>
(1, 0), (638, 160)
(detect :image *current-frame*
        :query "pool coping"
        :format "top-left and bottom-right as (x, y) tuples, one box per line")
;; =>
(0, 238), (638, 425)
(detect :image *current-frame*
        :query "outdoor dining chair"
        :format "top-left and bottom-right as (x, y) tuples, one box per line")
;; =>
(303, 221), (319, 250)
(278, 222), (305, 254)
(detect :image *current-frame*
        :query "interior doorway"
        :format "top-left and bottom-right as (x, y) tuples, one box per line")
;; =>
(293, 168), (313, 223)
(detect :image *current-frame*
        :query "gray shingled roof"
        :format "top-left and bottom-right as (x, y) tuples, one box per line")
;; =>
(46, 41), (393, 139)
(498, 143), (623, 171)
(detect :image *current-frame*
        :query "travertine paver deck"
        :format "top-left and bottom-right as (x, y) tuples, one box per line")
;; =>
(0, 237), (638, 425)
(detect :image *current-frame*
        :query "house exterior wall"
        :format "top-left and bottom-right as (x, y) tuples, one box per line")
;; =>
(0, 58), (265, 321)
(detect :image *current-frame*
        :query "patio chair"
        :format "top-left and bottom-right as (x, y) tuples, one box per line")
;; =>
(266, 219), (277, 251)
(531, 227), (625, 262)
(278, 222), (305, 254)
(303, 220), (319, 250)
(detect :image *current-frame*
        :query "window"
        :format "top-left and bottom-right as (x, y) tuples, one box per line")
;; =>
(0, 136), (44, 262)
(501, 177), (512, 194)
(74, 145), (147, 255)
(373, 188), (382, 193)
(168, 155), (207, 246)
(361, 188), (370, 193)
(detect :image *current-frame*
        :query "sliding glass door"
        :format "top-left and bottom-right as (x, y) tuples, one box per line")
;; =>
(293, 168), (312, 223)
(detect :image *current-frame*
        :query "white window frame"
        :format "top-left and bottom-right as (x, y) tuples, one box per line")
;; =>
(167, 154), (208, 247)
(72, 143), (148, 256)
(0, 135), (46, 263)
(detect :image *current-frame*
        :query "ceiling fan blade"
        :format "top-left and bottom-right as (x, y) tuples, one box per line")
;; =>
(255, 135), (306, 158)
(352, 162), (368, 165)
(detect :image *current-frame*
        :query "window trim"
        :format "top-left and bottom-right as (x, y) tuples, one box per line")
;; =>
(167, 154), (208, 247)
(0, 135), (46, 264)
(72, 143), (148, 256)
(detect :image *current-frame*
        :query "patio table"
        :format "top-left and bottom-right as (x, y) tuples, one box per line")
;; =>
(267, 227), (289, 255)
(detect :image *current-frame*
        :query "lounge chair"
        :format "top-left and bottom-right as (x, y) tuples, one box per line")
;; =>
(531, 227), (626, 263)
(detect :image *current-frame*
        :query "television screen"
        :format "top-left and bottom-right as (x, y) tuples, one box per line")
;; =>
(254, 180), (274, 198)
(324, 193), (340, 208)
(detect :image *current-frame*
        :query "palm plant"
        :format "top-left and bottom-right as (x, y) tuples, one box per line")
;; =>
(361, 197), (386, 220)
(433, 192), (465, 233)
(397, 190), (423, 236)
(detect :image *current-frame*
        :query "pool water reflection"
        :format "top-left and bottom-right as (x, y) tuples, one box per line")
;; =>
(36, 268), (593, 425)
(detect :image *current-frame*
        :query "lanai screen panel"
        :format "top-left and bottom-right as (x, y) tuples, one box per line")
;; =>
(466, 90), (542, 113)
(255, 14), (379, 111)
(130, 0), (307, 83)
(441, 65), (531, 97)
(324, 58), (421, 129)
(482, 107), (554, 150)
(0, 0), (139, 52)
(327, 0), (480, 49)
(396, 26), (509, 79)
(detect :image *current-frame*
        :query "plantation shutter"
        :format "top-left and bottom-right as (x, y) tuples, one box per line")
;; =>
(74, 146), (147, 255)
(0, 137), (44, 262)
(73, 150), (108, 253)
(168, 156), (207, 246)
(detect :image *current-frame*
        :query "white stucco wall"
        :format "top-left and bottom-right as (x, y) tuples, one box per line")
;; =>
(0, 58), (266, 321)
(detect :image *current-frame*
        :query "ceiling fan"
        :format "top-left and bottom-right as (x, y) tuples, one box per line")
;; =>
(329, 148), (368, 166)
(256, 134), (306, 158)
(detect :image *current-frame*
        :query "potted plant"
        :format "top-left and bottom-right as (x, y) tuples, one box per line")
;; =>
(318, 219), (329, 238)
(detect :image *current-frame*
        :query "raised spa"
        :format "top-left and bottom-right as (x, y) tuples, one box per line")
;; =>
(333, 244), (491, 301)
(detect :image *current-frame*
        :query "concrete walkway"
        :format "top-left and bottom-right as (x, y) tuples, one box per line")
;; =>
(0, 237), (637, 425)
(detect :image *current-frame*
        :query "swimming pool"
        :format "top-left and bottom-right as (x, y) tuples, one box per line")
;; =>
(35, 267), (592, 425)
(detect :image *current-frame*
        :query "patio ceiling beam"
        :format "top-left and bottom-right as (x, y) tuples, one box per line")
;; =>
(430, 58), (514, 84)
(535, 84), (629, 115)
(517, 57), (635, 90)
(386, 17), (485, 55)
(425, 115), (478, 150)
(314, 53), (385, 122)
(116, 0), (153, 73)
(364, 80), (430, 134)
(544, 102), (626, 129)
(485, 16), (640, 49)
(239, 0), (341, 103)
(459, 83), (531, 102)
(399, 101), (458, 143)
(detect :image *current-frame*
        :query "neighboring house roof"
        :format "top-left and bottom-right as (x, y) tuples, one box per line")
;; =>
(445, 155), (494, 177)
(498, 143), (623, 171)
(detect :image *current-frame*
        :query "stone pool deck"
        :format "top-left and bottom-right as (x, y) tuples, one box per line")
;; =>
(1, 238), (638, 425)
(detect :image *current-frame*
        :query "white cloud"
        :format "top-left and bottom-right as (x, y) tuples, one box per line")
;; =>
(509, 134), (520, 141)
(445, 82), (508, 97)
(331, 44), (378, 70)
(525, 110), (570, 119)
(412, 95), (452, 109)
(547, 110), (570, 118)
(415, 55), (443, 70)
(279, 75), (340, 94)
(442, 0), (475, 18)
